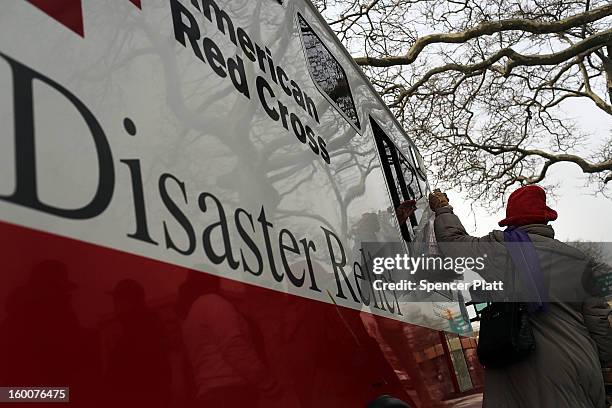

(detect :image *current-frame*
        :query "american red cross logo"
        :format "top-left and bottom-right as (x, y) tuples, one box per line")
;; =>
(27, 0), (141, 37)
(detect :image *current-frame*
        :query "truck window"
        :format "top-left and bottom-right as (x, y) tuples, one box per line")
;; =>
(370, 118), (422, 242)
(409, 145), (427, 181)
(297, 13), (360, 129)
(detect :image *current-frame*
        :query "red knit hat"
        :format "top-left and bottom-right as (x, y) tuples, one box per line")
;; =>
(498, 185), (558, 227)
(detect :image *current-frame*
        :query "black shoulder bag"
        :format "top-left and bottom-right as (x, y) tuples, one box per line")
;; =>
(476, 231), (541, 369)
(476, 302), (535, 369)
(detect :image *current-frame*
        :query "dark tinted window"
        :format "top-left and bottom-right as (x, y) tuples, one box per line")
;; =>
(371, 118), (422, 242)
(298, 13), (360, 129)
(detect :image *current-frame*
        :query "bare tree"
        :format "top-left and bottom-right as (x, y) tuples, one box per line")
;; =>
(314, 0), (612, 206)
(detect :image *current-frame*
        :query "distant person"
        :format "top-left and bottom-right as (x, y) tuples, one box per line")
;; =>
(104, 279), (171, 408)
(429, 185), (612, 408)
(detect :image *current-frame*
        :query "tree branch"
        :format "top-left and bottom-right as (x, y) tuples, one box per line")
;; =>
(354, 3), (612, 67)
(467, 143), (612, 175)
(391, 29), (612, 101)
(503, 29), (612, 74)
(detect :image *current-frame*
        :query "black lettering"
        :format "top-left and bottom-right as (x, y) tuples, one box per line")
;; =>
(279, 229), (304, 287)
(254, 43), (268, 72)
(300, 238), (321, 292)
(122, 159), (158, 245)
(190, 0), (201, 11)
(291, 80), (305, 110)
(256, 76), (278, 121)
(376, 272), (400, 314)
(170, 0), (204, 62)
(321, 227), (358, 301)
(202, 37), (226, 78)
(290, 113), (306, 144)
(276, 66), (292, 97)
(0, 53), (115, 219)
(235, 208), (263, 276)
(200, 0), (237, 45)
(228, 55), (250, 99)
(278, 100), (290, 130)
(353, 261), (370, 305)
(362, 249), (383, 310)
(318, 136), (330, 164)
(304, 92), (319, 123)
(257, 206), (282, 282)
(198, 192), (239, 269)
(237, 27), (256, 62)
(160, 173), (196, 255)
(377, 274), (390, 312)
(265, 47), (278, 84)
(385, 270), (402, 316)
(305, 125), (319, 154)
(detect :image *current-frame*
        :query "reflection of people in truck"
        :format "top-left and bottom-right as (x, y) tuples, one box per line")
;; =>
(269, 260), (412, 407)
(351, 200), (416, 247)
(104, 279), (172, 408)
(351, 204), (435, 407)
(178, 271), (297, 407)
(0, 260), (101, 407)
(353, 212), (381, 243)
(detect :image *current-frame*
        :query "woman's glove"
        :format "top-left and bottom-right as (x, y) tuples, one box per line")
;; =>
(428, 189), (449, 211)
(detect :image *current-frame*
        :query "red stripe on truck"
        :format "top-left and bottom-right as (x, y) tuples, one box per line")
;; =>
(0, 220), (424, 407)
(28, 0), (84, 36)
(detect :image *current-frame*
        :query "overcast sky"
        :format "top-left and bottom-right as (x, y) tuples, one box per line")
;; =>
(317, 3), (611, 241)
(449, 96), (611, 242)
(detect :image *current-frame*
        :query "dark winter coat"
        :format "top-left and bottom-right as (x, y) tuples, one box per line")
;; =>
(433, 207), (612, 408)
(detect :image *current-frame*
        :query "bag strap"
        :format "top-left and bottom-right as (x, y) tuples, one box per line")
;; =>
(503, 228), (546, 312)
(500, 251), (515, 303)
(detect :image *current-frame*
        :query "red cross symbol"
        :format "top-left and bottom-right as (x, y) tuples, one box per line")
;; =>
(27, 0), (141, 37)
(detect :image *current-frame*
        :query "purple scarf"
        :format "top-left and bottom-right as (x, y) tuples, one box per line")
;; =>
(503, 227), (546, 313)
